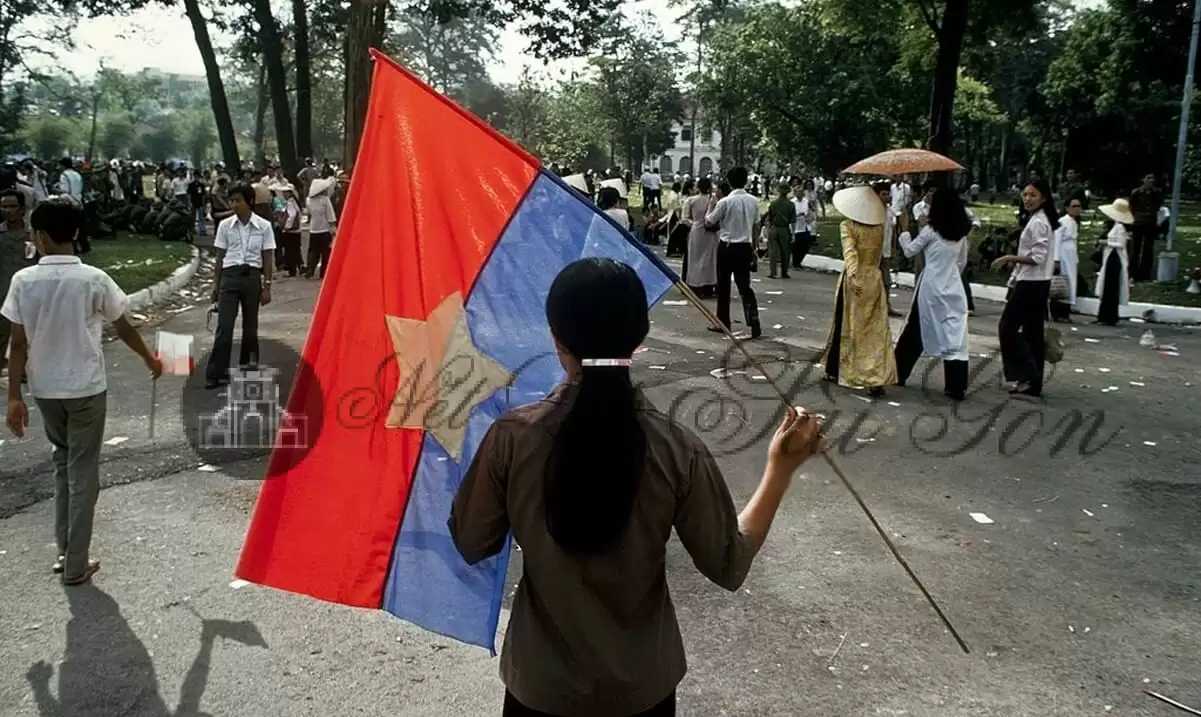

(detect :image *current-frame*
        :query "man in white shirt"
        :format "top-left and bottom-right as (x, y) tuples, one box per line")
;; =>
(704, 167), (763, 338)
(912, 181), (936, 227)
(890, 178), (912, 217)
(170, 168), (190, 200)
(207, 184), (276, 389)
(56, 158), (83, 203)
(640, 168), (662, 211)
(3, 200), (162, 585)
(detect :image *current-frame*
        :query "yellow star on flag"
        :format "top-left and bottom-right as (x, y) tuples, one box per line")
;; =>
(384, 292), (512, 461)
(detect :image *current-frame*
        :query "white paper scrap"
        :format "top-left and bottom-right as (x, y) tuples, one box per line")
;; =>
(1074, 368), (1085, 373)
(773, 324), (784, 330)
(662, 300), (687, 306)
(766, 291), (784, 296)
(1084, 338), (1101, 343)
(1082, 509), (1094, 517)
(1098, 368), (1111, 373)
(887, 401), (901, 407)
(1143, 441), (1157, 447)
(229, 579), (250, 589)
(750, 374), (768, 381)
(969, 512), (994, 525)
(1129, 381), (1145, 387)
(104, 436), (129, 446)
(648, 365), (667, 370)
(198, 464), (219, 472)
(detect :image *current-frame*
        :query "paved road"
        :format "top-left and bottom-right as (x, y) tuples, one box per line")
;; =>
(1, 248), (1199, 716)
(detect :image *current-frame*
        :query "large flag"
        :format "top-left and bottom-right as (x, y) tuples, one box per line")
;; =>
(235, 50), (678, 652)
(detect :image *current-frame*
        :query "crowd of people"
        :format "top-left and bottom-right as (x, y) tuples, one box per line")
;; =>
(557, 160), (1176, 403)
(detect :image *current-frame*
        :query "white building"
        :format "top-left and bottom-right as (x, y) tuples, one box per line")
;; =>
(651, 117), (722, 178)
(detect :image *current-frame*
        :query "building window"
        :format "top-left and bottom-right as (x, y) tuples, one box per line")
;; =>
(680, 126), (693, 143)
(660, 156), (673, 174)
(699, 157), (713, 175)
(679, 156), (692, 175)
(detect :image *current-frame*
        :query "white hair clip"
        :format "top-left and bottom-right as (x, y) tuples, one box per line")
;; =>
(580, 358), (632, 368)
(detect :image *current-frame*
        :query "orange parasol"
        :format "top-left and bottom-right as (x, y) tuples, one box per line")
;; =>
(843, 149), (963, 176)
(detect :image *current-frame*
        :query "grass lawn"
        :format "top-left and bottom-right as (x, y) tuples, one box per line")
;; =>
(85, 234), (194, 294)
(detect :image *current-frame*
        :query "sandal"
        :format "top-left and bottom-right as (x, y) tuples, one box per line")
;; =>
(51, 555), (65, 574)
(62, 559), (100, 586)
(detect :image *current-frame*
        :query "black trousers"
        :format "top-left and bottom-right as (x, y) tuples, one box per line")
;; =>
(642, 187), (661, 210)
(1130, 226), (1157, 281)
(962, 272), (975, 312)
(207, 265), (262, 381)
(666, 222), (688, 256)
(998, 280), (1050, 392)
(894, 286), (969, 398)
(503, 691), (675, 717)
(1096, 251), (1124, 326)
(280, 231), (304, 274)
(791, 231), (814, 268)
(307, 232), (332, 278)
(716, 241), (760, 330)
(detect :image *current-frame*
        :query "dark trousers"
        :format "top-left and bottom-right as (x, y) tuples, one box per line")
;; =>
(1097, 251), (1124, 326)
(280, 231), (304, 275)
(207, 265), (262, 381)
(998, 280), (1050, 392)
(894, 289), (969, 398)
(666, 222), (688, 256)
(716, 241), (760, 330)
(642, 187), (661, 210)
(503, 691), (675, 717)
(1130, 226), (1157, 281)
(963, 272), (975, 312)
(792, 231), (814, 268)
(307, 232), (332, 279)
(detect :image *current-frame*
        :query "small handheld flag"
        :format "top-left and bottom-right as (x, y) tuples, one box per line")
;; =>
(150, 331), (195, 440)
(235, 51), (678, 652)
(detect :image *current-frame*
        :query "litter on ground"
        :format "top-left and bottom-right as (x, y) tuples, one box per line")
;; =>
(969, 512), (994, 525)
(104, 436), (129, 446)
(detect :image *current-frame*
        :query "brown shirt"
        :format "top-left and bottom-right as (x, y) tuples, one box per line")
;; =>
(450, 383), (756, 717)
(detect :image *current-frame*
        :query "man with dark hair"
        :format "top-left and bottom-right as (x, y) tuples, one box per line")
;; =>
(3, 200), (162, 586)
(187, 172), (208, 236)
(206, 183), (275, 389)
(1129, 172), (1164, 281)
(0, 188), (34, 367)
(704, 167), (763, 339)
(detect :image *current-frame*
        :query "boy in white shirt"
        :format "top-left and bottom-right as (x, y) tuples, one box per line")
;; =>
(3, 200), (162, 585)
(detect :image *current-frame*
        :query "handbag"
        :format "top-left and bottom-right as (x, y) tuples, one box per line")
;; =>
(1044, 325), (1065, 364)
(1049, 274), (1070, 301)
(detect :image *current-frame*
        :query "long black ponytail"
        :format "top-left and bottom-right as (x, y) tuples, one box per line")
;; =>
(544, 258), (650, 556)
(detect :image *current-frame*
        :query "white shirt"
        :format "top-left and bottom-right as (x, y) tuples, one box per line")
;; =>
(705, 189), (760, 244)
(307, 196), (338, 234)
(913, 200), (931, 224)
(58, 169), (84, 202)
(171, 177), (190, 196)
(1011, 210), (1054, 283)
(640, 172), (661, 191)
(792, 197), (813, 234)
(1053, 214), (1077, 262)
(214, 213), (277, 268)
(890, 183), (912, 214)
(604, 208), (630, 230)
(1, 256), (128, 399)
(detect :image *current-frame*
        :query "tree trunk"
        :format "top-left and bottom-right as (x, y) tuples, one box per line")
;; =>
(292, 0), (313, 160)
(183, 0), (241, 172)
(926, 0), (969, 159)
(86, 92), (100, 161)
(253, 63), (268, 168)
(253, 0), (298, 177)
(343, 1), (383, 167)
(998, 123), (1009, 191)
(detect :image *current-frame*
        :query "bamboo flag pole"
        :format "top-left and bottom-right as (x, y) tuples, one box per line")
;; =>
(1146, 691), (1201, 716)
(673, 280), (970, 655)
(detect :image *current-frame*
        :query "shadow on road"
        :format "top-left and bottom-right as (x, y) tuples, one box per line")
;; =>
(25, 585), (267, 717)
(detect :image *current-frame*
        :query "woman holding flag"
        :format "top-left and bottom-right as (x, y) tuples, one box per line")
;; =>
(450, 258), (825, 717)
